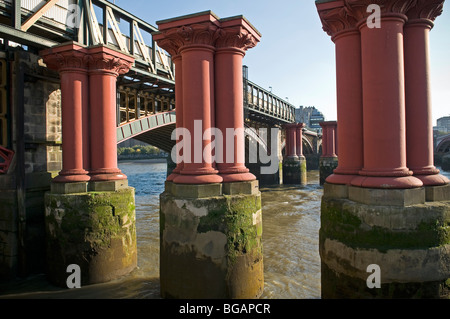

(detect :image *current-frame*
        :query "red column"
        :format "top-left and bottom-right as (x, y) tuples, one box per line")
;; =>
(87, 46), (134, 182)
(155, 14), (224, 184)
(215, 17), (261, 182)
(40, 43), (90, 183)
(316, 2), (364, 186)
(404, 11), (449, 186)
(320, 121), (337, 158)
(167, 54), (183, 181)
(284, 123), (298, 158)
(329, 29), (363, 184)
(295, 123), (306, 158)
(352, 14), (422, 189)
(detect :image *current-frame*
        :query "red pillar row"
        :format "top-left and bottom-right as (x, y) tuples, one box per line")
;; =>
(41, 43), (134, 184)
(283, 123), (306, 159)
(316, 0), (449, 189)
(154, 12), (261, 184)
(320, 121), (337, 158)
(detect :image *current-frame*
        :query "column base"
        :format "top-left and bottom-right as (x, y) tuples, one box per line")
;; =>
(325, 173), (359, 186)
(414, 174), (450, 187)
(160, 181), (264, 299)
(350, 175), (424, 189)
(282, 156), (307, 185)
(53, 170), (90, 183)
(44, 187), (137, 288)
(320, 186), (450, 299)
(89, 168), (127, 182)
(320, 157), (338, 185)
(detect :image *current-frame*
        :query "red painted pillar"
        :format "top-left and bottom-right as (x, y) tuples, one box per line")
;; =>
(87, 46), (134, 182)
(352, 14), (422, 189)
(316, 3), (363, 186)
(155, 13), (223, 184)
(40, 43), (90, 183)
(329, 30), (363, 184)
(320, 121), (337, 158)
(167, 54), (183, 181)
(404, 11), (449, 186)
(215, 17), (261, 182)
(284, 124), (298, 158)
(295, 123), (306, 158)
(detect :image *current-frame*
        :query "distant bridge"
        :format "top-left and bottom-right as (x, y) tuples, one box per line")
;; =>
(436, 134), (450, 154)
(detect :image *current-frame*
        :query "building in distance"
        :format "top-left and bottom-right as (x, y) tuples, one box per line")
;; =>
(295, 106), (325, 133)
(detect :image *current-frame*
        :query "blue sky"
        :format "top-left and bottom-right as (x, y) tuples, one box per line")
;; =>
(111, 0), (450, 126)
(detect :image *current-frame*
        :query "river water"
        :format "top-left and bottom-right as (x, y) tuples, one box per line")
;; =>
(1, 162), (449, 299)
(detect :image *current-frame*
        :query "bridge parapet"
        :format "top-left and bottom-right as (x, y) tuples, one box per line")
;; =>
(0, 0), (175, 88)
(244, 77), (296, 124)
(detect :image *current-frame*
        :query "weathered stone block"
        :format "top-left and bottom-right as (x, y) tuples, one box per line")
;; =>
(88, 179), (129, 192)
(44, 187), (137, 287)
(170, 182), (222, 198)
(323, 183), (348, 199)
(282, 156), (307, 185)
(348, 186), (425, 207)
(320, 192), (450, 299)
(222, 180), (259, 195)
(425, 184), (450, 202)
(51, 182), (88, 194)
(320, 157), (338, 185)
(160, 183), (264, 299)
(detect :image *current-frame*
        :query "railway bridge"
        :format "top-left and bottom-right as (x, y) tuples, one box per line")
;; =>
(0, 0), (320, 295)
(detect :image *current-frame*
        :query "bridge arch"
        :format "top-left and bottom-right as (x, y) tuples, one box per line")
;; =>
(117, 111), (176, 153)
(436, 134), (450, 154)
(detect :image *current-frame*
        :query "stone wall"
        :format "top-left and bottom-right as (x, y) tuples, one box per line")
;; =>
(0, 49), (62, 280)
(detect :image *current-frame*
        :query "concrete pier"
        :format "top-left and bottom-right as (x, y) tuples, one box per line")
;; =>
(316, 0), (450, 298)
(40, 43), (138, 286)
(154, 11), (264, 298)
(160, 181), (263, 298)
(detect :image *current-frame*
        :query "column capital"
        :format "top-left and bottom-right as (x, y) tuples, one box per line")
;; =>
(215, 16), (261, 51)
(344, 0), (416, 21)
(154, 11), (221, 55)
(405, 0), (444, 22)
(40, 42), (89, 72)
(320, 121), (338, 128)
(283, 123), (299, 130)
(86, 45), (134, 76)
(316, 2), (359, 37)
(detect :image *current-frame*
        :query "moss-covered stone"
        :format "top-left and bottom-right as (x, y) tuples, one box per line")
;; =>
(319, 157), (338, 185)
(45, 187), (137, 287)
(283, 157), (307, 185)
(321, 197), (450, 252)
(320, 192), (450, 299)
(160, 187), (263, 299)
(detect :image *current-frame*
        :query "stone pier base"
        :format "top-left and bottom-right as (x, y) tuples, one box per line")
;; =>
(44, 185), (137, 287)
(319, 157), (338, 185)
(283, 156), (307, 185)
(320, 183), (450, 299)
(160, 181), (264, 299)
